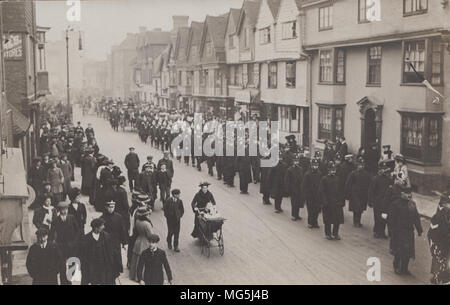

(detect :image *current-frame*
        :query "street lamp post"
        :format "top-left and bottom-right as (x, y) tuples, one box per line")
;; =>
(65, 27), (73, 108)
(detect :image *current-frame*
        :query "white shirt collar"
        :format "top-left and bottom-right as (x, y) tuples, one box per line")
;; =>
(92, 232), (100, 241)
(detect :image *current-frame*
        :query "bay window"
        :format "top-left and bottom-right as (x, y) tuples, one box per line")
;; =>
(319, 48), (346, 84)
(399, 111), (442, 163)
(286, 61), (296, 88)
(268, 62), (277, 89)
(403, 0), (428, 16)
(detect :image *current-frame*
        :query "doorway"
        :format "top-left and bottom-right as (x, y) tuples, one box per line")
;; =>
(363, 108), (376, 149)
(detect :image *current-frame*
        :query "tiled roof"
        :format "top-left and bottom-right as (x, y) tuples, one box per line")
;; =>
(227, 8), (241, 35)
(186, 21), (204, 62)
(243, 0), (262, 25)
(267, 0), (282, 18)
(205, 14), (228, 50)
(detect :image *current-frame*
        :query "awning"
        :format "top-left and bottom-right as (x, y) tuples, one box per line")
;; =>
(6, 102), (31, 137)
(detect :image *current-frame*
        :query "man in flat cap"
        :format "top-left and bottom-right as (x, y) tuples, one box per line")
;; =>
(137, 234), (173, 285)
(26, 228), (63, 285)
(101, 201), (128, 277)
(80, 218), (117, 285)
(163, 189), (184, 252)
(124, 147), (140, 192)
(157, 151), (174, 184)
(141, 155), (156, 172)
(49, 200), (80, 285)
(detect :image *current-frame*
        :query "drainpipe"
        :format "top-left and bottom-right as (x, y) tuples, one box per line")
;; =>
(298, 10), (313, 152)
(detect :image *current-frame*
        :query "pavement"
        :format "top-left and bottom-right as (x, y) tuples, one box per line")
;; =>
(9, 106), (437, 285)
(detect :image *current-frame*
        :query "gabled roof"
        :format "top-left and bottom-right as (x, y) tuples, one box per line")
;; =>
(174, 27), (190, 60)
(199, 14), (229, 62)
(226, 8), (241, 36)
(266, 0), (282, 19)
(237, 0), (262, 34)
(186, 21), (204, 61)
(294, 0), (308, 10)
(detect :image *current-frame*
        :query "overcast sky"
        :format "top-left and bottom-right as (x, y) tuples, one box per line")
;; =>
(36, 0), (243, 61)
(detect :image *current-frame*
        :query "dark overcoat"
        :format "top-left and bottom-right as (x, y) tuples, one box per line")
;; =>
(345, 169), (372, 213)
(268, 160), (289, 199)
(101, 212), (128, 274)
(237, 156), (252, 185)
(319, 174), (345, 225)
(285, 164), (305, 208)
(26, 242), (62, 285)
(387, 194), (423, 259)
(137, 248), (172, 285)
(301, 169), (323, 206)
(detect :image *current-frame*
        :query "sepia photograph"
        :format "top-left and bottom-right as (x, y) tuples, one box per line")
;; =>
(0, 0), (449, 294)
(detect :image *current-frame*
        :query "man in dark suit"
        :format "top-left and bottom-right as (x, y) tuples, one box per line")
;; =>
(49, 201), (80, 285)
(338, 136), (348, 161)
(137, 234), (173, 285)
(163, 189), (184, 252)
(124, 147), (140, 191)
(26, 228), (63, 285)
(157, 151), (174, 183)
(28, 157), (46, 210)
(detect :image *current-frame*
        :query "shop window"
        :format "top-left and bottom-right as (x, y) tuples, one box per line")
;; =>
(400, 112), (442, 163)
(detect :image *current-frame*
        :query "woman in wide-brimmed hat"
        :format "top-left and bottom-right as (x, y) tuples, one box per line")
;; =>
(428, 190), (450, 284)
(191, 181), (216, 239)
(129, 205), (153, 281)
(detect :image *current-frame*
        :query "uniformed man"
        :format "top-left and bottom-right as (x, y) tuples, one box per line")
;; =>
(301, 158), (323, 228)
(285, 153), (305, 221)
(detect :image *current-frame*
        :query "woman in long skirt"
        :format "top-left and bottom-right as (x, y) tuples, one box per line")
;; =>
(129, 206), (153, 281)
(428, 192), (450, 284)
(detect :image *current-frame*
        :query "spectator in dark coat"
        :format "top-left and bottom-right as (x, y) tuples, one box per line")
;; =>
(49, 201), (80, 285)
(301, 159), (323, 228)
(137, 164), (157, 209)
(115, 176), (130, 234)
(81, 149), (96, 196)
(237, 155), (252, 195)
(366, 142), (380, 175)
(26, 228), (63, 285)
(163, 189), (184, 252)
(156, 164), (171, 204)
(101, 201), (129, 277)
(157, 152), (174, 182)
(80, 218), (117, 285)
(124, 147), (140, 191)
(368, 162), (393, 238)
(387, 183), (423, 275)
(28, 158), (47, 210)
(137, 234), (173, 285)
(268, 157), (289, 213)
(338, 136), (348, 160)
(345, 158), (372, 227)
(285, 156), (305, 221)
(67, 187), (87, 236)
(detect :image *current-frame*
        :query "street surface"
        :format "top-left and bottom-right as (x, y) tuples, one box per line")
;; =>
(73, 106), (433, 285)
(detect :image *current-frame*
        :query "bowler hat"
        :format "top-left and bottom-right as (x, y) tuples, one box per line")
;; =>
(149, 234), (160, 243)
(36, 227), (49, 237)
(171, 189), (181, 196)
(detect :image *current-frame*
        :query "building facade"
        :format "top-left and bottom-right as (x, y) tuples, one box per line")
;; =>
(300, 0), (450, 193)
(1, 0), (50, 169)
(255, 0), (310, 146)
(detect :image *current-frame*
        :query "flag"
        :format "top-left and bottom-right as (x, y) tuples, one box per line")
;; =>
(408, 62), (445, 105)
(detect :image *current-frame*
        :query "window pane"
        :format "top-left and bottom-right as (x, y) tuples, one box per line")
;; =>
(286, 61), (296, 88)
(368, 46), (382, 84)
(403, 40), (425, 83)
(319, 6), (333, 29)
(320, 50), (332, 82)
(319, 107), (332, 140)
(336, 50), (345, 83)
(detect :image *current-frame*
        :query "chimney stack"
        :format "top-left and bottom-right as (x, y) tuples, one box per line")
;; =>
(172, 15), (189, 32)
